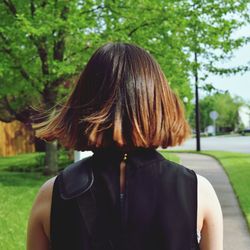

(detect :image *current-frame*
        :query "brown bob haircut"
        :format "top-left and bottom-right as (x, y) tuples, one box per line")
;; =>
(34, 42), (190, 151)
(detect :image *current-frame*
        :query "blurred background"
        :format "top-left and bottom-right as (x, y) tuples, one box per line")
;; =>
(0, 1), (249, 249)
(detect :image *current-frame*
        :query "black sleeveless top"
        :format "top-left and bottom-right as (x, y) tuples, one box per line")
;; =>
(50, 148), (200, 250)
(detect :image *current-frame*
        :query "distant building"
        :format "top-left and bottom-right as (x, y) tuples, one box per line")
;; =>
(205, 125), (215, 135)
(74, 151), (93, 162)
(239, 106), (250, 129)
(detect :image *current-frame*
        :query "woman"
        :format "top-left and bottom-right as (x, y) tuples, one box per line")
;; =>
(27, 43), (223, 250)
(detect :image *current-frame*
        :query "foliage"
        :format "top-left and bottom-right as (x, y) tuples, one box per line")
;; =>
(0, 0), (249, 172)
(182, 0), (250, 84)
(0, 0), (249, 122)
(0, 0), (193, 123)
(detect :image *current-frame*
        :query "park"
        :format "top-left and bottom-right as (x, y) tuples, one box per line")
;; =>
(0, 1), (250, 249)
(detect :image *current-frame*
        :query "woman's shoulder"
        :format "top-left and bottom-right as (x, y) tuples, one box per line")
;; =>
(159, 158), (197, 179)
(196, 173), (213, 191)
(35, 176), (57, 212)
(39, 175), (57, 195)
(196, 173), (223, 248)
(28, 157), (93, 241)
(27, 176), (57, 241)
(196, 173), (222, 217)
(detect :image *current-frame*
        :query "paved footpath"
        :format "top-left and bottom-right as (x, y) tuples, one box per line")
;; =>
(176, 153), (250, 250)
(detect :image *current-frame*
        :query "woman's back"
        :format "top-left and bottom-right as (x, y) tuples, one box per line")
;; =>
(27, 148), (223, 249)
(52, 148), (198, 249)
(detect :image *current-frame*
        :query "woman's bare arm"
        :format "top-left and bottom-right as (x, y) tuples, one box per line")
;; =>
(26, 176), (56, 250)
(197, 174), (223, 250)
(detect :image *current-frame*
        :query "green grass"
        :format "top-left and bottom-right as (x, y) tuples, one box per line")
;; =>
(0, 150), (72, 249)
(0, 152), (44, 171)
(159, 151), (180, 163)
(0, 171), (49, 250)
(0, 151), (72, 172)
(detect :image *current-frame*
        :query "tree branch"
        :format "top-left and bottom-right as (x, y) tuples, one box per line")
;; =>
(0, 32), (42, 93)
(126, 17), (165, 37)
(2, 0), (17, 16)
(3, 1), (49, 77)
(0, 95), (37, 123)
(3, 96), (17, 117)
(53, 6), (69, 61)
(80, 5), (105, 15)
(65, 44), (90, 61)
(128, 22), (151, 37)
(41, 0), (47, 8)
(34, 37), (49, 75)
(30, 0), (35, 17)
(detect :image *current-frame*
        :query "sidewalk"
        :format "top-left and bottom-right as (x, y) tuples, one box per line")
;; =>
(176, 153), (250, 250)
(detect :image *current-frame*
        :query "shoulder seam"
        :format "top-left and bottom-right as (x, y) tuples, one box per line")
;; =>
(58, 157), (94, 200)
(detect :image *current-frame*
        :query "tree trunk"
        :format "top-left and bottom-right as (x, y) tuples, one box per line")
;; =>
(44, 140), (58, 175)
(67, 148), (74, 161)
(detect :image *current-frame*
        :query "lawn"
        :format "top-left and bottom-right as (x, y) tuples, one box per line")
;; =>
(0, 171), (49, 250)
(160, 150), (180, 163)
(0, 151), (71, 250)
(0, 150), (72, 172)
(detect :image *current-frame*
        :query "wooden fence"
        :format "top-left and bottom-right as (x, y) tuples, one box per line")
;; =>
(0, 120), (35, 157)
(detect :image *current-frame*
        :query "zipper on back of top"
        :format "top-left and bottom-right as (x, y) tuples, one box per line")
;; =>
(120, 153), (128, 232)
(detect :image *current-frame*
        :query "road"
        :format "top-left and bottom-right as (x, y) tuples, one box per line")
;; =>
(169, 135), (250, 153)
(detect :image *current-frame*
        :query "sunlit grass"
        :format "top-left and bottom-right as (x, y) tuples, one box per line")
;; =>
(0, 151), (72, 172)
(159, 150), (180, 163)
(0, 171), (49, 250)
(0, 152), (44, 171)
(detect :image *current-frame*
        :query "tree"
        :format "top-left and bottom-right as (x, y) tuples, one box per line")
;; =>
(1, 0), (249, 172)
(0, 0), (193, 174)
(190, 92), (244, 132)
(94, 0), (194, 112)
(181, 0), (250, 150)
(0, 1), (103, 174)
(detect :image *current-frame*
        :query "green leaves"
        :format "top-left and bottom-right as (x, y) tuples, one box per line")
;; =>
(191, 92), (245, 132)
(183, 0), (250, 78)
(0, 0), (249, 123)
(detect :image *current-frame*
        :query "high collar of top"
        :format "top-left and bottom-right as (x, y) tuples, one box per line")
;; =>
(59, 148), (165, 200)
(92, 147), (164, 168)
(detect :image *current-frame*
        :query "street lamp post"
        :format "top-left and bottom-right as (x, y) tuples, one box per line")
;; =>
(194, 52), (201, 151)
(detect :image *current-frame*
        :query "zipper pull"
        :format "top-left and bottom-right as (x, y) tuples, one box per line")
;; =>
(123, 153), (128, 161)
